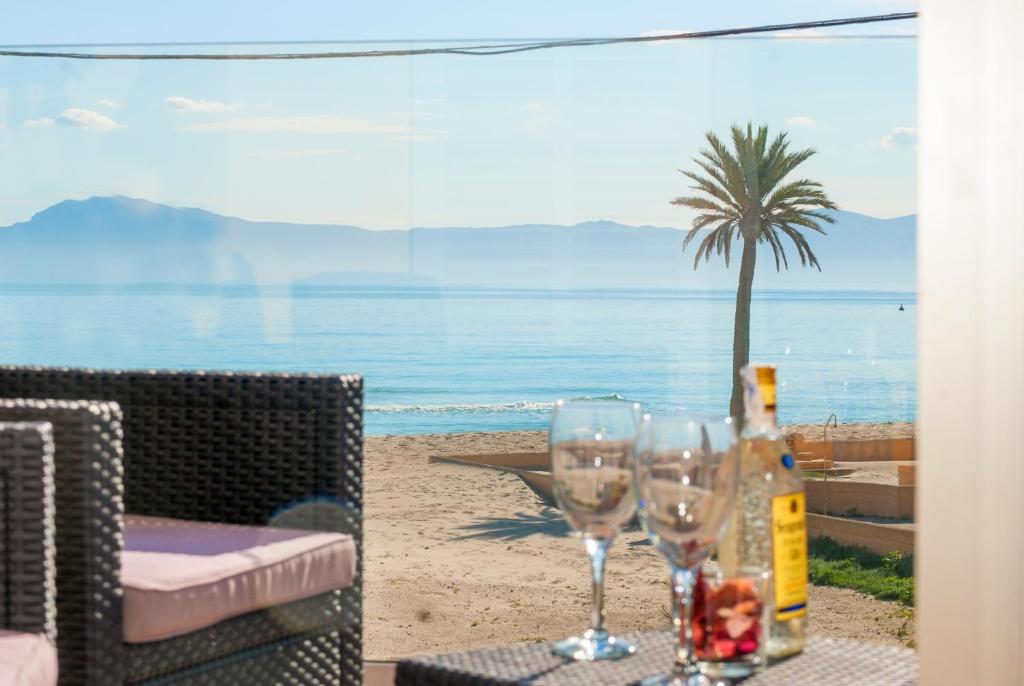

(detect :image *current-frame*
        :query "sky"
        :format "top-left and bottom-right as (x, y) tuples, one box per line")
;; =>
(0, 1), (917, 229)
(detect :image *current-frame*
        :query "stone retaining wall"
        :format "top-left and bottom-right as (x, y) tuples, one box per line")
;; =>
(805, 480), (915, 519)
(807, 513), (914, 555)
(792, 435), (916, 462)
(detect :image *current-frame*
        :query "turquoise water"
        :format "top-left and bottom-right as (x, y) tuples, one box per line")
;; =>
(0, 285), (915, 435)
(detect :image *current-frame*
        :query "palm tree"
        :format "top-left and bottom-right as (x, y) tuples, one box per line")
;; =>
(672, 123), (838, 424)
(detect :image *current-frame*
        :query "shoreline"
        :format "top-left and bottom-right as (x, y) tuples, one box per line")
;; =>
(363, 421), (916, 440)
(363, 423), (915, 660)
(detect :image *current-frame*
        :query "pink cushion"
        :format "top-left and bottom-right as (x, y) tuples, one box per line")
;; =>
(0, 631), (58, 686)
(122, 515), (357, 643)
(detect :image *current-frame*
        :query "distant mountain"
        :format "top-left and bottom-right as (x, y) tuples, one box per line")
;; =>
(0, 196), (915, 290)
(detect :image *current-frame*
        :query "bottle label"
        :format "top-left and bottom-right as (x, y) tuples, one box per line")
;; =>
(770, 492), (808, 621)
(755, 366), (776, 409)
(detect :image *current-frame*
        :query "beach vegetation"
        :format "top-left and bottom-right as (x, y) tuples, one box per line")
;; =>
(807, 537), (914, 606)
(673, 124), (839, 422)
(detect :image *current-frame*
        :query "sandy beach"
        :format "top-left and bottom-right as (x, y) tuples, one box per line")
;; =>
(364, 424), (915, 660)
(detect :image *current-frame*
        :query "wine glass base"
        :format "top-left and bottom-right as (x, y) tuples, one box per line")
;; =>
(551, 630), (636, 661)
(639, 674), (730, 686)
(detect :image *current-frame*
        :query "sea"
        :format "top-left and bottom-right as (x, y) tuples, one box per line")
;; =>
(0, 285), (915, 435)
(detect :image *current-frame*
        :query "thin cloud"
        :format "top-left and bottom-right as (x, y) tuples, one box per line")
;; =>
(786, 115), (817, 127)
(165, 96), (238, 113)
(178, 115), (410, 135)
(880, 126), (917, 150)
(24, 117), (54, 128)
(256, 147), (348, 159)
(397, 132), (447, 142)
(771, 29), (831, 42)
(57, 108), (121, 130)
(98, 98), (123, 108)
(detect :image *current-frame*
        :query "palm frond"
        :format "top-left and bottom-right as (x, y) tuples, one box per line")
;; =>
(762, 148), (817, 193)
(698, 150), (747, 207)
(688, 162), (746, 212)
(714, 223), (733, 261)
(763, 227), (789, 272)
(672, 195), (734, 217)
(752, 124), (769, 164)
(730, 124), (762, 202)
(674, 207), (733, 240)
(702, 133), (748, 205)
(776, 224), (822, 271)
(764, 180), (838, 214)
(692, 230), (720, 269)
(800, 208), (838, 223)
(722, 224), (736, 267)
(682, 226), (702, 252)
(772, 211), (830, 236)
(683, 218), (734, 251)
(677, 170), (743, 214)
(759, 132), (789, 182)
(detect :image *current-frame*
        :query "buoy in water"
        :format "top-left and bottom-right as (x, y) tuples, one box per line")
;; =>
(899, 304), (905, 311)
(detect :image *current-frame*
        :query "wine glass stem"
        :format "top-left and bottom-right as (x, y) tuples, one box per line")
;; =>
(584, 535), (609, 634)
(670, 564), (699, 675)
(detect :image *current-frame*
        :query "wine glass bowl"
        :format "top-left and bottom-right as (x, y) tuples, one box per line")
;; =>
(548, 398), (642, 661)
(633, 415), (739, 686)
(634, 419), (738, 569)
(550, 436), (636, 539)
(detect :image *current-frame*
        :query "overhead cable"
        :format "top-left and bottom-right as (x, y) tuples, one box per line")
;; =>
(0, 12), (917, 61)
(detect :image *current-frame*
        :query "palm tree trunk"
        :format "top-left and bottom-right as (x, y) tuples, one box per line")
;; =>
(730, 236), (757, 425)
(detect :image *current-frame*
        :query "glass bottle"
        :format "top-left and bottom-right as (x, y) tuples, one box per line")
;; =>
(716, 364), (808, 660)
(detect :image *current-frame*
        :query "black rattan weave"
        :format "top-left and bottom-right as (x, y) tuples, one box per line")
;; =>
(142, 626), (345, 685)
(0, 421), (57, 641)
(124, 590), (351, 682)
(396, 633), (917, 685)
(0, 367), (363, 686)
(0, 400), (125, 686)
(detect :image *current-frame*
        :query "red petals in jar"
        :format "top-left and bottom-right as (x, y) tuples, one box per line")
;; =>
(685, 575), (764, 662)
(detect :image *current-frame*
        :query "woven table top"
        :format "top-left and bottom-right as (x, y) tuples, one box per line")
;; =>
(395, 632), (916, 685)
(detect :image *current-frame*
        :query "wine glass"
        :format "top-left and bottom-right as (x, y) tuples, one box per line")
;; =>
(549, 398), (642, 660)
(633, 415), (739, 685)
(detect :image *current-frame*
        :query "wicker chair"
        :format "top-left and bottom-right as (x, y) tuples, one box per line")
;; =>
(0, 421), (60, 684)
(0, 399), (126, 685)
(0, 367), (364, 686)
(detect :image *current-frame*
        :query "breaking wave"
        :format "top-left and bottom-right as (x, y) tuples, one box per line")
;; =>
(367, 393), (628, 414)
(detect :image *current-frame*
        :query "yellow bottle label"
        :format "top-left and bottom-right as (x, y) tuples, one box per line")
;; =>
(771, 491), (808, 621)
(754, 366), (776, 408)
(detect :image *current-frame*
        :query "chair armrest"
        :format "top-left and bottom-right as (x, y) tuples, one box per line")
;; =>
(0, 400), (124, 686)
(0, 422), (56, 642)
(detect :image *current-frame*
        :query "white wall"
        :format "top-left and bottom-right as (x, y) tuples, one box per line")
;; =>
(918, 0), (1024, 682)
